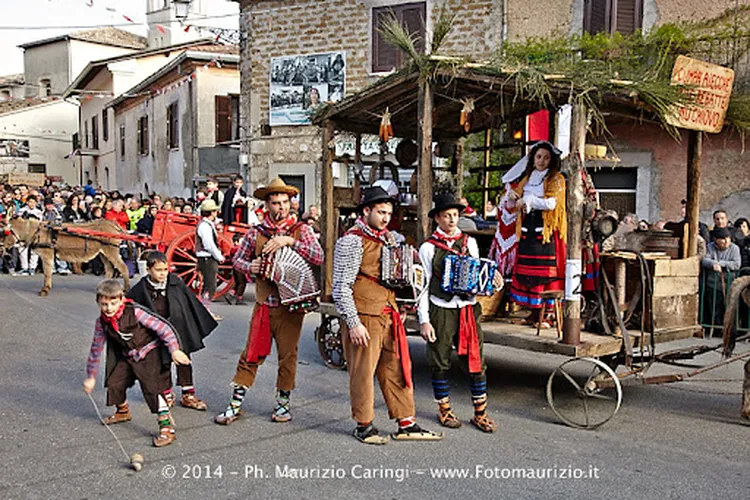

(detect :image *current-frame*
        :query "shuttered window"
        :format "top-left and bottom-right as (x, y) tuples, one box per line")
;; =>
(137, 116), (149, 155)
(167, 102), (179, 150)
(216, 95), (232, 143)
(371, 2), (426, 73)
(584, 0), (642, 35)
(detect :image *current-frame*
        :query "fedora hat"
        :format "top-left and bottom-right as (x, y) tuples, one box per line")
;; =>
(428, 192), (465, 218)
(253, 178), (300, 200)
(199, 199), (220, 212)
(357, 186), (398, 212)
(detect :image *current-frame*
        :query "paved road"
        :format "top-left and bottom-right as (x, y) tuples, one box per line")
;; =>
(0, 274), (747, 500)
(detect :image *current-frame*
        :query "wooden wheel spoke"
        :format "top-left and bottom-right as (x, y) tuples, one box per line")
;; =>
(174, 248), (196, 262)
(582, 396), (590, 427)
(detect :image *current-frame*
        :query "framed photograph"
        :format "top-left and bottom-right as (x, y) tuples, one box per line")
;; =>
(269, 51), (346, 126)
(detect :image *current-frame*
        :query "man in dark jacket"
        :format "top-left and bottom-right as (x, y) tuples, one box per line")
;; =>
(221, 175), (247, 225)
(126, 251), (218, 410)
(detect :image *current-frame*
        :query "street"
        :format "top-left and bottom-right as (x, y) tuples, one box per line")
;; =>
(0, 274), (747, 500)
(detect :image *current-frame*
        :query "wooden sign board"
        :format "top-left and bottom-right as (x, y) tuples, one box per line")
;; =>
(666, 55), (734, 133)
(0, 172), (46, 186)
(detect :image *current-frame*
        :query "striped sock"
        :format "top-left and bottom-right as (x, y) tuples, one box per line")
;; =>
(221, 385), (247, 417)
(432, 377), (451, 401)
(398, 416), (416, 429)
(156, 394), (172, 428)
(182, 385), (195, 395)
(470, 376), (488, 416)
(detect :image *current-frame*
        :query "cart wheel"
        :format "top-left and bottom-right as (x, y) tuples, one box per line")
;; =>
(166, 232), (235, 301)
(546, 357), (622, 429)
(315, 315), (346, 370)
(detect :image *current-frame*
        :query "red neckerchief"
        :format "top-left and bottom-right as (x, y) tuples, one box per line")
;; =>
(347, 217), (391, 245)
(427, 230), (468, 256)
(262, 214), (297, 234)
(100, 298), (133, 333)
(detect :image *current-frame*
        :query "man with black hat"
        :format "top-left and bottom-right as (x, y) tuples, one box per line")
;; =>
(418, 192), (500, 433)
(332, 186), (442, 445)
(701, 226), (741, 335)
(215, 178), (323, 425)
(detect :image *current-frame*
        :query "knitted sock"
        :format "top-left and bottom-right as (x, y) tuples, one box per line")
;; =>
(470, 376), (488, 416)
(431, 375), (450, 401)
(182, 385), (196, 396)
(398, 416), (416, 429)
(220, 385), (247, 417)
(273, 390), (291, 417)
(437, 396), (452, 415)
(156, 394), (173, 428)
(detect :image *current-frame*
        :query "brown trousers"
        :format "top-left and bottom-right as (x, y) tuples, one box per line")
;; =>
(106, 350), (171, 413)
(232, 304), (305, 391)
(342, 313), (415, 424)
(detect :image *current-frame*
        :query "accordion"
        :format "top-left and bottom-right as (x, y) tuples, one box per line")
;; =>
(259, 246), (320, 312)
(441, 255), (498, 296)
(380, 244), (426, 305)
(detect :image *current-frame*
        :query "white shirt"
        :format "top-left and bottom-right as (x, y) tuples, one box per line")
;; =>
(195, 218), (223, 261)
(417, 227), (479, 325)
(522, 168), (556, 211)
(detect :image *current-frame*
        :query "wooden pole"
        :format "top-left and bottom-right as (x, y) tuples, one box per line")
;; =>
(455, 138), (465, 199)
(321, 120), (335, 301)
(686, 130), (702, 257)
(482, 129), (492, 217)
(417, 82), (434, 243)
(562, 104), (587, 346)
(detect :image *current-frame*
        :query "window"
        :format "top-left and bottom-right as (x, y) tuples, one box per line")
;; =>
(1, 90), (10, 100)
(371, 2), (426, 73)
(84, 120), (89, 149)
(167, 102), (179, 150)
(28, 163), (46, 174)
(137, 116), (149, 155)
(91, 116), (99, 150)
(72, 132), (80, 151)
(215, 95), (240, 143)
(584, 0), (643, 35)
(119, 124), (125, 160)
(102, 109), (109, 142)
(39, 79), (51, 97)
(588, 167), (637, 216)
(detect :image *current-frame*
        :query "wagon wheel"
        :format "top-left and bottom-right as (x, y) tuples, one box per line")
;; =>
(546, 357), (622, 429)
(315, 315), (346, 370)
(165, 232), (235, 301)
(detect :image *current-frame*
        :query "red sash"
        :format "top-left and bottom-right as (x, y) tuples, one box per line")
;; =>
(246, 303), (271, 362)
(383, 305), (412, 388)
(458, 305), (482, 374)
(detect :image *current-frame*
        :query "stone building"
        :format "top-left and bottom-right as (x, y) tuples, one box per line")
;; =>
(234, 0), (750, 223)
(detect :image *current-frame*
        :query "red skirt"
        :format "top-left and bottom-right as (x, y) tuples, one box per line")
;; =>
(510, 210), (565, 309)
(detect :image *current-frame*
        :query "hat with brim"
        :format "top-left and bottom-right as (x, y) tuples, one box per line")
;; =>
(428, 192), (465, 218)
(253, 178), (300, 200)
(199, 199), (220, 212)
(357, 186), (398, 212)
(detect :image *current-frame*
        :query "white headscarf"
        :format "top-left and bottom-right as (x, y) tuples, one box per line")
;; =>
(501, 140), (562, 184)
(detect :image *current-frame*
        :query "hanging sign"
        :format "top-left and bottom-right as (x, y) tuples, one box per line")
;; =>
(666, 55), (734, 134)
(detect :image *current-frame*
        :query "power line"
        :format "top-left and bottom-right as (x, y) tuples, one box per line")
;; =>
(0, 12), (239, 31)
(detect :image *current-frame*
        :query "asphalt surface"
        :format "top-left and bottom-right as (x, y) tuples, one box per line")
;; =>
(0, 273), (748, 500)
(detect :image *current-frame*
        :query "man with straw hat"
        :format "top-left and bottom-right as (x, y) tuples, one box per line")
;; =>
(215, 178), (323, 425)
(195, 198), (225, 320)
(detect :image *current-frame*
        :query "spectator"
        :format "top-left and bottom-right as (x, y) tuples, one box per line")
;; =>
(136, 205), (159, 234)
(91, 205), (103, 219)
(485, 199), (498, 221)
(126, 198), (145, 231)
(638, 219), (650, 231)
(83, 179), (96, 197)
(457, 197), (492, 231)
(152, 194), (163, 210)
(679, 199), (710, 241)
(104, 199), (130, 230)
(182, 203), (194, 215)
(162, 199), (174, 212)
(302, 205), (320, 234)
(290, 195), (301, 218)
(711, 209), (731, 241)
(63, 193), (88, 223)
(732, 217), (750, 246)
(15, 195), (43, 276)
(701, 227), (741, 335)
(43, 198), (62, 224)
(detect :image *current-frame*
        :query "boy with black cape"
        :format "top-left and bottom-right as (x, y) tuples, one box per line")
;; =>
(121, 251), (218, 412)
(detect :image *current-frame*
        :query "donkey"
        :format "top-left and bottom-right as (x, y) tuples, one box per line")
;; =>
(2, 217), (130, 296)
(721, 275), (750, 419)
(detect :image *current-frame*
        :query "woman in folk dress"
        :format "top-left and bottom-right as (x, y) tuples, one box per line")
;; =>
(506, 141), (566, 328)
